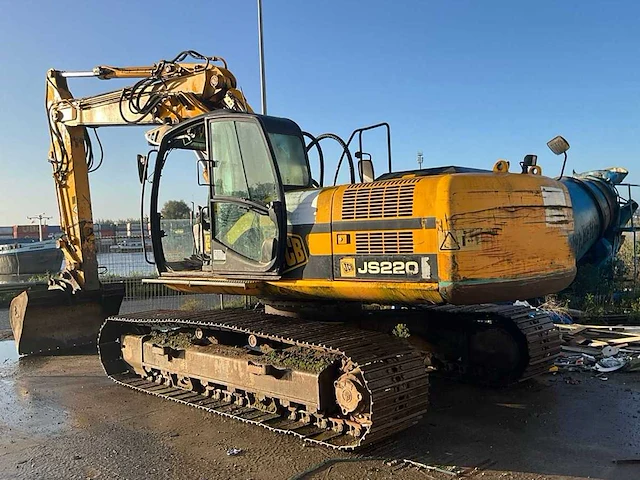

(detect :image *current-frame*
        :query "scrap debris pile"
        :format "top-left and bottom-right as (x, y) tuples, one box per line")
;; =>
(553, 324), (640, 376)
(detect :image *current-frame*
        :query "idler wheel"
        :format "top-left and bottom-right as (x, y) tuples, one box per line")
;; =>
(334, 374), (366, 416)
(194, 328), (205, 340)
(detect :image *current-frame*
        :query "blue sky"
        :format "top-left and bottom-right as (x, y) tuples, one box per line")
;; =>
(0, 0), (639, 225)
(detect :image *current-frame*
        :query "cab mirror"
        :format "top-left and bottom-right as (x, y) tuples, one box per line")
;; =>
(137, 154), (147, 184)
(356, 152), (375, 183)
(547, 136), (570, 156)
(359, 159), (375, 183)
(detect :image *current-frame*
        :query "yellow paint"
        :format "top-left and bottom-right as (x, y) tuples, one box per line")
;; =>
(307, 232), (332, 256)
(304, 188), (335, 257)
(46, 71), (99, 290)
(314, 188), (335, 223)
(436, 173), (575, 286)
(162, 277), (443, 304)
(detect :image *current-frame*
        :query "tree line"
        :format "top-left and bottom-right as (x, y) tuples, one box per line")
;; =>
(95, 200), (191, 225)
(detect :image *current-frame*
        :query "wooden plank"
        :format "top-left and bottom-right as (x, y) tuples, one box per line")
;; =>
(561, 345), (601, 355)
(587, 331), (640, 339)
(580, 325), (640, 332)
(557, 325), (588, 334)
(606, 335), (640, 345)
(611, 332), (640, 338)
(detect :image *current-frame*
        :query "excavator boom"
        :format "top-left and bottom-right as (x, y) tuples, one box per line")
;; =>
(11, 51), (251, 355)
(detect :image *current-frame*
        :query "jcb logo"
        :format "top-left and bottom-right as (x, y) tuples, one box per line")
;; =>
(340, 258), (356, 278)
(284, 234), (308, 272)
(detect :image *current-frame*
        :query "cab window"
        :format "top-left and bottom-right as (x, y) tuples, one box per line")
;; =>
(210, 120), (278, 204)
(268, 133), (310, 188)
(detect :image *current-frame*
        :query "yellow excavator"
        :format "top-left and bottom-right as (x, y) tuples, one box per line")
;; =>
(11, 51), (636, 449)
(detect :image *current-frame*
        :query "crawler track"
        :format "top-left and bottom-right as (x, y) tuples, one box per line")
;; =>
(422, 304), (562, 385)
(98, 309), (429, 450)
(351, 303), (561, 386)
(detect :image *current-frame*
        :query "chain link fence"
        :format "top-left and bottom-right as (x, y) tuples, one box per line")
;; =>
(0, 236), (256, 313)
(96, 235), (255, 313)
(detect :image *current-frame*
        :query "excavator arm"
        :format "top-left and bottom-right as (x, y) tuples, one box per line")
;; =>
(12, 51), (252, 354)
(46, 51), (251, 289)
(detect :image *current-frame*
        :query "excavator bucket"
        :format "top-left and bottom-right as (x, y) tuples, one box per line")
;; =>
(9, 283), (125, 355)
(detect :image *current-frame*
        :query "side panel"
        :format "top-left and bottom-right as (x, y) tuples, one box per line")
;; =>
(327, 177), (443, 304)
(437, 173), (577, 304)
(265, 181), (444, 304)
(281, 188), (336, 280)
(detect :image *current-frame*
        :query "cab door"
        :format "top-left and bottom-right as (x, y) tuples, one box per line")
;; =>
(207, 116), (286, 276)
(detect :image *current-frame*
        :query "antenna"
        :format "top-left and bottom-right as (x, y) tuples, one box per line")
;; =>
(416, 151), (424, 170)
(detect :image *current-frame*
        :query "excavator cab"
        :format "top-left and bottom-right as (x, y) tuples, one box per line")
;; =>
(149, 111), (312, 277)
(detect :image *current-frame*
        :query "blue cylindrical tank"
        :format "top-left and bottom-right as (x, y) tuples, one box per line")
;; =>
(560, 172), (636, 263)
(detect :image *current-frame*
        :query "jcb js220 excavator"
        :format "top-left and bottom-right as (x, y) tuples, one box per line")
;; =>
(10, 51), (637, 449)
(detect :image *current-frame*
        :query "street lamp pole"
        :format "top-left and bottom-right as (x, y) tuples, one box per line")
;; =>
(257, 0), (267, 115)
(27, 213), (52, 241)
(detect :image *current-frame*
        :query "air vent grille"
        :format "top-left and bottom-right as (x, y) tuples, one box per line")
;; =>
(355, 231), (414, 255)
(341, 179), (417, 220)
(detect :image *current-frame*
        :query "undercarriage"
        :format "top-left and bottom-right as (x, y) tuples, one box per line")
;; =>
(98, 309), (429, 450)
(356, 303), (561, 386)
(98, 303), (560, 449)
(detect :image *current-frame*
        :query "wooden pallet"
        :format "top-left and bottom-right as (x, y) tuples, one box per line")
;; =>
(557, 324), (640, 355)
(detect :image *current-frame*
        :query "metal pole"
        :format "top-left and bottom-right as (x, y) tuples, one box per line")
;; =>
(27, 213), (51, 241)
(630, 184), (637, 284)
(257, 0), (267, 114)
